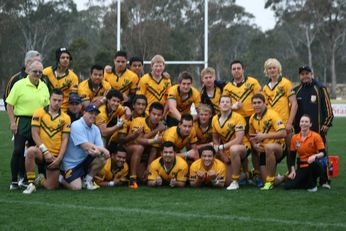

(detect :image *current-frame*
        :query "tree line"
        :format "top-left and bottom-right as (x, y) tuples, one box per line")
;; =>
(1, 0), (345, 98)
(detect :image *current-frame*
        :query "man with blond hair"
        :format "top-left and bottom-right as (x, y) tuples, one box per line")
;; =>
(200, 67), (224, 115)
(136, 54), (172, 114)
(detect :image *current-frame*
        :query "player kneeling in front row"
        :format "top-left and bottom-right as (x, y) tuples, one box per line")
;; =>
(189, 145), (226, 188)
(147, 141), (188, 187)
(94, 143), (128, 187)
(23, 89), (71, 194)
(60, 104), (110, 190)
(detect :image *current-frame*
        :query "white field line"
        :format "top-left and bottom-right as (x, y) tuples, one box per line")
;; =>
(0, 199), (345, 228)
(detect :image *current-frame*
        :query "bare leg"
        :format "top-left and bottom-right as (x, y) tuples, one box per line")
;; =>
(88, 157), (106, 177)
(128, 144), (144, 177)
(230, 145), (247, 180)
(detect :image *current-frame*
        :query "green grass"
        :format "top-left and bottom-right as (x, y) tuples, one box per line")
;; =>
(0, 112), (345, 230)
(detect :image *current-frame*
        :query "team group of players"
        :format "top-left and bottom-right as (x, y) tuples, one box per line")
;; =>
(5, 48), (334, 194)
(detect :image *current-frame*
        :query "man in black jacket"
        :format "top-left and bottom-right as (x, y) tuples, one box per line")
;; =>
(293, 65), (334, 188)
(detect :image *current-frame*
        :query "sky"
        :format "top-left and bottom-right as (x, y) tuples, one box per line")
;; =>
(74, 0), (276, 31)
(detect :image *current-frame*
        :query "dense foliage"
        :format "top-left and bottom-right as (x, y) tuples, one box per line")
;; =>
(1, 0), (345, 97)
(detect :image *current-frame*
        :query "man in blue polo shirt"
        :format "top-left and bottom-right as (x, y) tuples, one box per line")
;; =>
(60, 104), (110, 190)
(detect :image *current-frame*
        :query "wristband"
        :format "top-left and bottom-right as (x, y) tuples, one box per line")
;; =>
(219, 144), (224, 151)
(39, 144), (48, 154)
(185, 151), (189, 160)
(107, 181), (115, 187)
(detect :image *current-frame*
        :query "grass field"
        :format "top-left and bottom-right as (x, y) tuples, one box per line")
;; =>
(0, 112), (345, 231)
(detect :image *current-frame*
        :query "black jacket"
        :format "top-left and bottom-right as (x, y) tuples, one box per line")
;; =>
(293, 79), (334, 133)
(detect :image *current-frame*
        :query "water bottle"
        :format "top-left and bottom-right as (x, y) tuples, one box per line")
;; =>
(329, 161), (334, 176)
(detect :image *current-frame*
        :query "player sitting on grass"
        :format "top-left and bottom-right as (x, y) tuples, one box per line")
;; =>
(23, 89), (71, 194)
(147, 141), (188, 187)
(284, 114), (325, 192)
(94, 143), (128, 187)
(189, 145), (226, 188)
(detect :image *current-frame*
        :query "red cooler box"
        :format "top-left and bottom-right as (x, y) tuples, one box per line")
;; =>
(328, 156), (339, 177)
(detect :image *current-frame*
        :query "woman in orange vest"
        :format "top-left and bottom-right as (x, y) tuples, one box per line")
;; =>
(284, 114), (325, 192)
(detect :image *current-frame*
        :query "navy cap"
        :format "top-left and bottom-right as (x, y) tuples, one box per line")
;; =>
(69, 93), (81, 104)
(85, 104), (100, 113)
(299, 65), (312, 74)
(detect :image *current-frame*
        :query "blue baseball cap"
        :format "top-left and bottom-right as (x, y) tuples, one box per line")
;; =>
(68, 93), (81, 104)
(84, 104), (100, 114)
(298, 65), (312, 74)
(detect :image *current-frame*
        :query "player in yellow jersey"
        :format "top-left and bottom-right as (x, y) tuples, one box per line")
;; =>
(189, 145), (226, 188)
(249, 93), (287, 190)
(167, 71), (201, 127)
(129, 56), (144, 78)
(136, 54), (172, 114)
(78, 64), (111, 108)
(43, 48), (79, 111)
(147, 141), (188, 187)
(194, 104), (214, 149)
(108, 94), (147, 147)
(200, 67), (225, 115)
(104, 50), (138, 105)
(223, 60), (261, 120)
(23, 89), (71, 194)
(262, 58), (298, 171)
(94, 144), (128, 187)
(223, 60), (262, 185)
(163, 113), (199, 162)
(96, 89), (131, 144)
(262, 58), (297, 129)
(126, 102), (166, 189)
(212, 95), (251, 190)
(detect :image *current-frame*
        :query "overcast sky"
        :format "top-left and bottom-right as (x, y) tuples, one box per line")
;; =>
(74, 0), (276, 31)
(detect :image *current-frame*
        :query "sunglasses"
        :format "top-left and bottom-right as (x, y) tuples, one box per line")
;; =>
(32, 70), (43, 75)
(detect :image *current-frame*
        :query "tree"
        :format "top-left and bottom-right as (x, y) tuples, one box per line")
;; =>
(265, 0), (346, 98)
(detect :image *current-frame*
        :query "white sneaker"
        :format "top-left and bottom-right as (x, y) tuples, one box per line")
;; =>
(307, 186), (318, 192)
(23, 183), (36, 194)
(83, 180), (100, 190)
(227, 181), (239, 190)
(322, 183), (331, 190)
(10, 182), (19, 190)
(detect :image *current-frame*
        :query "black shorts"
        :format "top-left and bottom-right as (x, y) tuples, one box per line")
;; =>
(259, 143), (286, 166)
(62, 156), (95, 183)
(244, 116), (250, 134)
